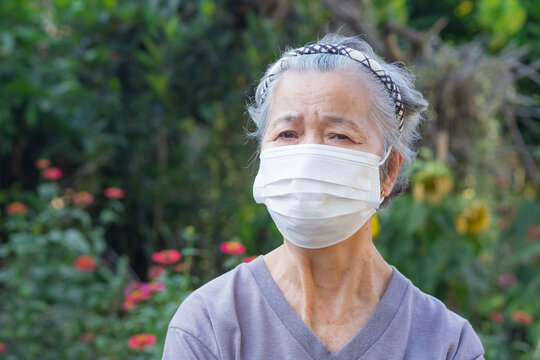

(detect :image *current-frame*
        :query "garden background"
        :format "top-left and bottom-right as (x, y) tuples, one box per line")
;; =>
(1, 0), (539, 358)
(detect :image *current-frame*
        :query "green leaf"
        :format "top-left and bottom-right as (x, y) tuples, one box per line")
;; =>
(63, 228), (91, 253)
(145, 73), (168, 97)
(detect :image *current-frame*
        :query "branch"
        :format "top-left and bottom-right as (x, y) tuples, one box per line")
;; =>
(322, 0), (387, 56)
(517, 116), (540, 134)
(386, 20), (424, 45)
(513, 106), (540, 119)
(384, 32), (405, 62)
(511, 60), (540, 85)
(506, 110), (540, 186)
(385, 17), (447, 60)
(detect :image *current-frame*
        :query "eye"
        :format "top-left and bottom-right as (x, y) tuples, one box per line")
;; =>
(330, 133), (351, 141)
(277, 131), (297, 139)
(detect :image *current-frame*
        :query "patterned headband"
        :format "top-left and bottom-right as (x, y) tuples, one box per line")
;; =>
(259, 44), (405, 131)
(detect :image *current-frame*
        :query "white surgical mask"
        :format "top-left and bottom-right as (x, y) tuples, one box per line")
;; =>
(253, 144), (389, 249)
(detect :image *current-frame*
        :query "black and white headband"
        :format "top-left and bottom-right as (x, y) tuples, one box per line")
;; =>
(258, 44), (405, 131)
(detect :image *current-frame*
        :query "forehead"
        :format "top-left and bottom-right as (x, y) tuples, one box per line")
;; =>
(269, 69), (379, 124)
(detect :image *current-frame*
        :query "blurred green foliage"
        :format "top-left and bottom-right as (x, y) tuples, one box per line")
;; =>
(1, 0), (539, 358)
(378, 151), (540, 358)
(0, 182), (195, 358)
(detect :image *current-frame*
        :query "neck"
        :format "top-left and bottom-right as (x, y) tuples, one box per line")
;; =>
(264, 219), (393, 325)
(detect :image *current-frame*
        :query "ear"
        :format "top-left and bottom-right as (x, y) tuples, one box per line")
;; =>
(381, 149), (403, 197)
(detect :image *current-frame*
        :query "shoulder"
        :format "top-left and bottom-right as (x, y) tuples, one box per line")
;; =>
(164, 262), (257, 359)
(169, 261), (255, 329)
(169, 258), (257, 332)
(398, 271), (484, 359)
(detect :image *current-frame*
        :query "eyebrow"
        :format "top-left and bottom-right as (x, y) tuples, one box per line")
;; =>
(270, 115), (360, 126)
(268, 115), (300, 130)
(321, 115), (361, 130)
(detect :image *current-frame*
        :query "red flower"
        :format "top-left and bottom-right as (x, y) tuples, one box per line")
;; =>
(79, 332), (94, 343)
(122, 281), (164, 311)
(527, 225), (540, 240)
(151, 249), (181, 265)
(0, 342), (5, 352)
(35, 158), (51, 169)
(243, 255), (258, 263)
(121, 298), (138, 311)
(497, 274), (516, 289)
(220, 241), (246, 256)
(512, 310), (533, 326)
(126, 288), (151, 302)
(489, 311), (504, 324)
(104, 187), (125, 199)
(73, 191), (94, 207)
(74, 255), (97, 272)
(147, 265), (166, 280)
(6, 202), (28, 215)
(42, 167), (63, 181)
(128, 333), (156, 351)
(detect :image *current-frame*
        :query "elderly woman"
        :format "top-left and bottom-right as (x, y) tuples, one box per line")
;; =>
(163, 34), (484, 359)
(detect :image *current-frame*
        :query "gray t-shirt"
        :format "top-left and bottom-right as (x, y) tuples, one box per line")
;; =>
(163, 256), (484, 359)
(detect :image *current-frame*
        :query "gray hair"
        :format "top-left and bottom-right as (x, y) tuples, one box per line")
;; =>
(247, 33), (428, 205)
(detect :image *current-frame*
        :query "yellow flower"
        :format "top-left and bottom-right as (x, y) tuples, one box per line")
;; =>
(455, 202), (491, 236)
(412, 163), (453, 204)
(455, 0), (473, 18)
(50, 197), (65, 209)
(372, 214), (380, 238)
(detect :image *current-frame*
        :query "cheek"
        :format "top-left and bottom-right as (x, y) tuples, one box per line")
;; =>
(260, 132), (276, 150)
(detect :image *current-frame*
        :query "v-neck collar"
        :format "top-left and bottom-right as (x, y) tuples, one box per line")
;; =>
(248, 256), (410, 359)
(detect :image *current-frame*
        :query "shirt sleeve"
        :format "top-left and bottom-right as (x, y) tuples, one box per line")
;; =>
(162, 326), (220, 360)
(450, 322), (485, 360)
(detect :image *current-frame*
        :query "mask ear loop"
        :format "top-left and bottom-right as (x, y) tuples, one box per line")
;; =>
(378, 146), (392, 204)
(379, 146), (392, 166)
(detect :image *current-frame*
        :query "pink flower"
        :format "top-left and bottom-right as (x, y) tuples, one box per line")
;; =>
(243, 255), (258, 263)
(220, 241), (246, 256)
(497, 274), (516, 289)
(42, 167), (63, 181)
(151, 249), (181, 265)
(138, 283), (152, 294)
(128, 333), (156, 351)
(489, 311), (504, 324)
(124, 281), (140, 295)
(74, 255), (97, 272)
(35, 158), (51, 169)
(5, 202), (28, 215)
(122, 281), (162, 311)
(73, 191), (94, 207)
(104, 187), (125, 199)
(126, 289), (151, 302)
(147, 265), (166, 280)
(512, 310), (533, 326)
(0, 342), (5, 352)
(148, 281), (165, 292)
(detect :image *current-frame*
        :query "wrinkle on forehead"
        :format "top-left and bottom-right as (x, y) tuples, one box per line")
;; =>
(268, 69), (381, 130)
